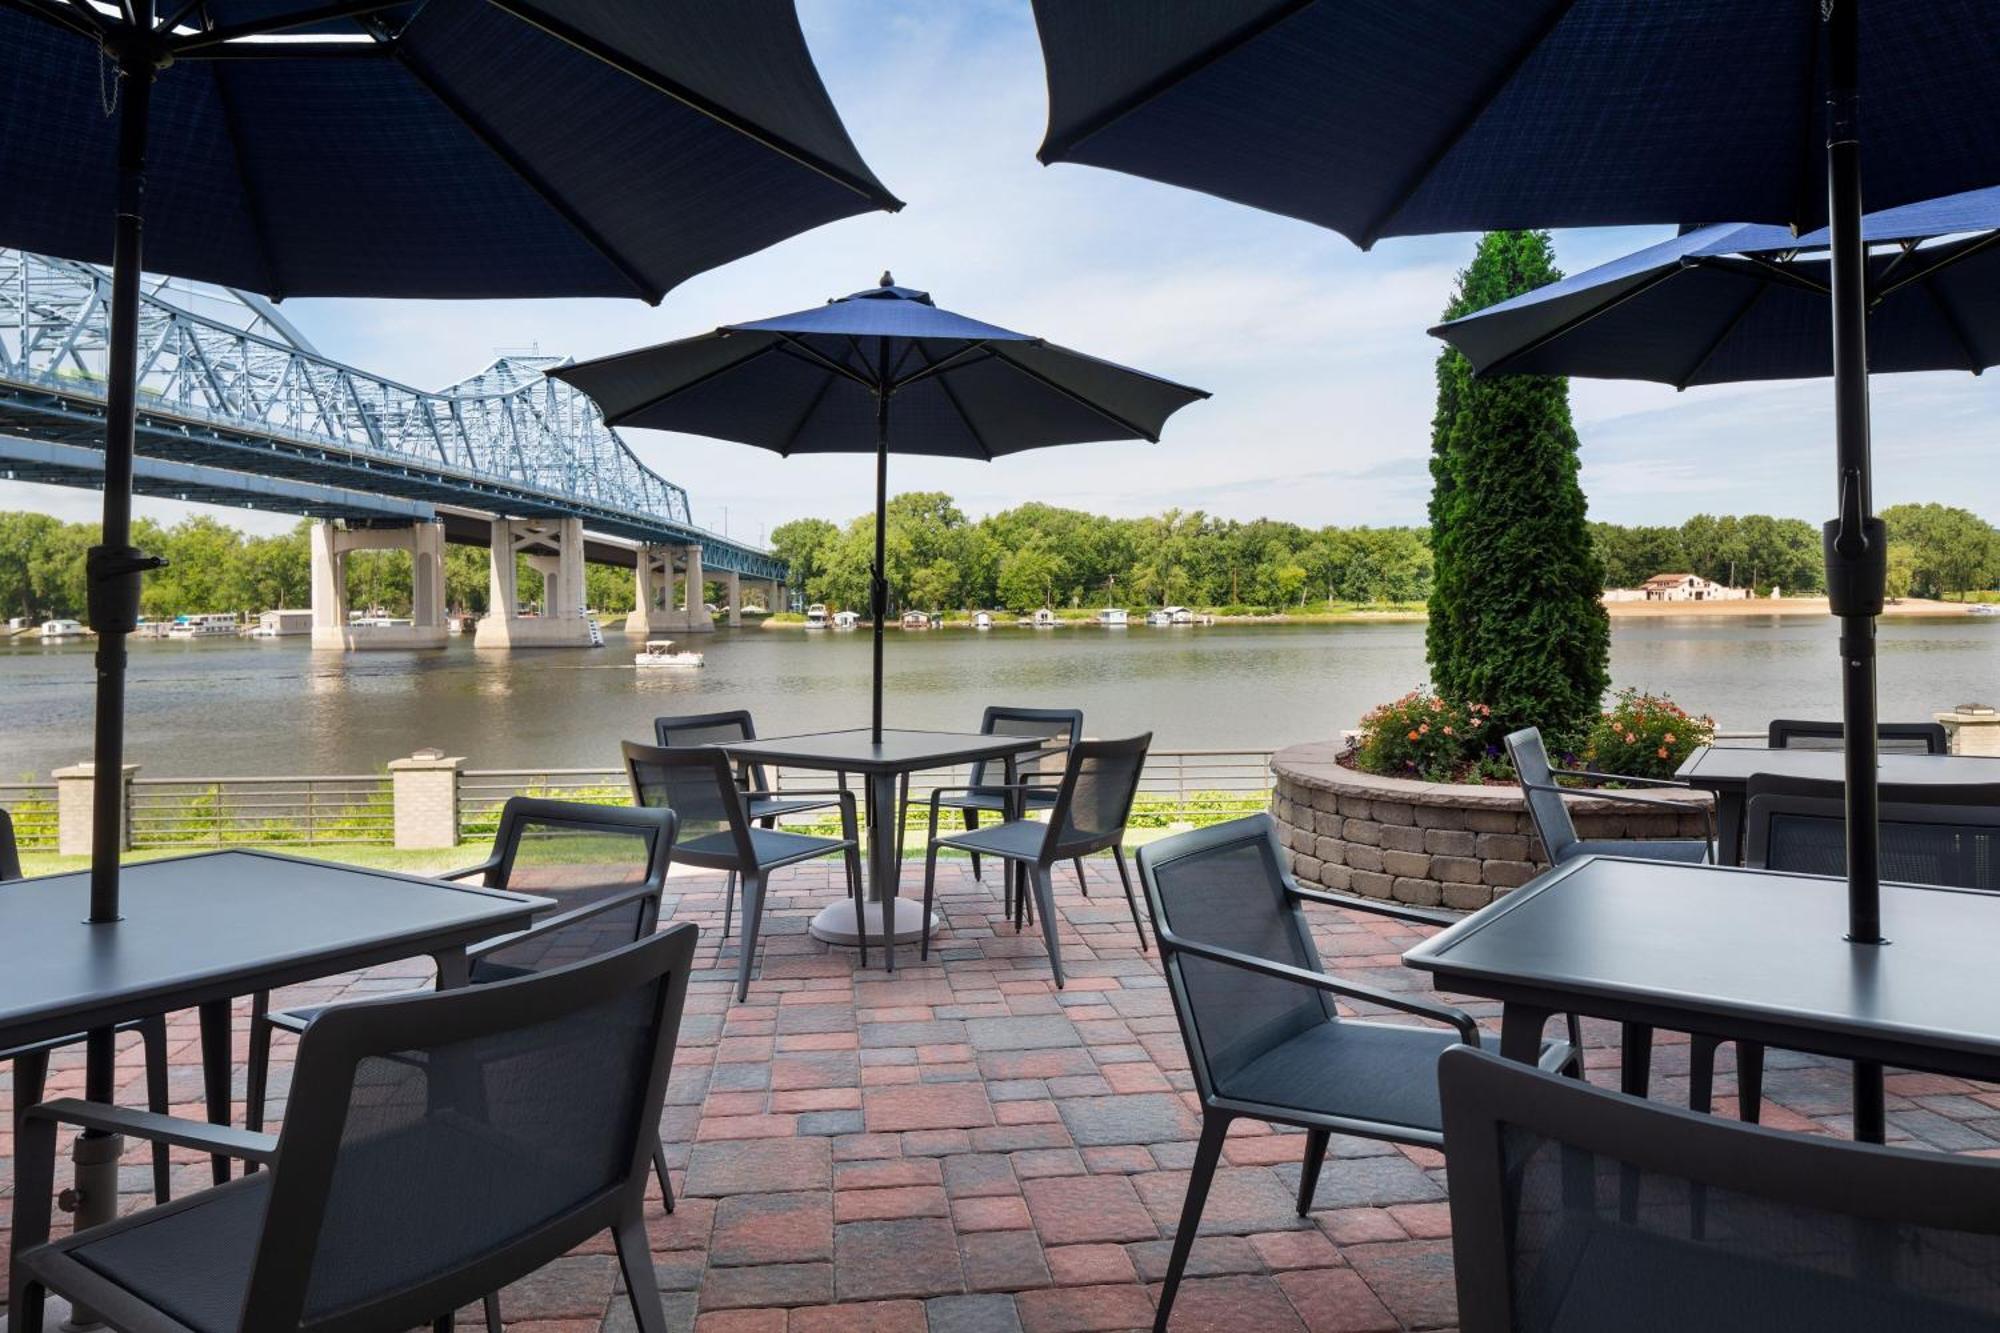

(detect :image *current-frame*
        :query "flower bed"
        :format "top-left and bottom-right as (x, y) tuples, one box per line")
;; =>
(1270, 740), (1713, 911)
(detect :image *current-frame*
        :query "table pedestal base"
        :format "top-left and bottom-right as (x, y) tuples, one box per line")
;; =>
(810, 897), (935, 947)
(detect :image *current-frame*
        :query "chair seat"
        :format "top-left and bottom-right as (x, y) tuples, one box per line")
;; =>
(1526, 1212), (2000, 1333)
(936, 787), (1058, 814)
(1218, 1019), (1458, 1134)
(934, 819), (1049, 862)
(59, 1173), (268, 1332)
(681, 826), (851, 869)
(1561, 838), (1709, 865)
(748, 793), (843, 822)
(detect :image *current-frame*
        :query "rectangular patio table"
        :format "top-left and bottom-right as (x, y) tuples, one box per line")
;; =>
(1402, 855), (2000, 1144)
(719, 728), (1049, 969)
(1677, 744), (2000, 864)
(1, 848), (547, 1284)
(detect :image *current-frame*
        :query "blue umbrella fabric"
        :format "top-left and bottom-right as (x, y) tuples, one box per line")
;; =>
(1432, 187), (2000, 385)
(552, 276), (1208, 739)
(1029, 0), (2000, 247)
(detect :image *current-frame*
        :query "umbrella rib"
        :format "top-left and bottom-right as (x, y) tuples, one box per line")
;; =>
(207, 62), (284, 300)
(889, 342), (996, 393)
(567, 339), (781, 426)
(391, 47), (664, 304)
(1037, 0), (1317, 161)
(170, 0), (402, 49)
(1473, 265), (1685, 377)
(4, 0), (103, 40)
(910, 343), (994, 460)
(778, 367), (842, 458)
(1874, 229), (2000, 302)
(1673, 283), (1769, 391)
(477, 0), (904, 215)
(1912, 273), (1985, 373)
(1353, 0), (1580, 249)
(991, 349), (1159, 443)
(774, 335), (880, 393)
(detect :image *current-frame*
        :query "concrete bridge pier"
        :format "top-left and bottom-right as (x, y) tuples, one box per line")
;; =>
(310, 521), (448, 651)
(725, 571), (742, 628)
(624, 542), (714, 635)
(475, 517), (594, 649)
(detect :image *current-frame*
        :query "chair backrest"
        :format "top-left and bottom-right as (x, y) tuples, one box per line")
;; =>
(1041, 733), (1151, 860)
(1440, 1045), (2000, 1333)
(1505, 727), (1577, 862)
(471, 798), (676, 979)
(1135, 815), (1333, 1104)
(245, 925), (698, 1332)
(622, 740), (754, 869)
(0, 806), (19, 881)
(968, 706), (1084, 789)
(1743, 775), (2000, 890)
(1768, 719), (1951, 755)
(654, 709), (767, 790)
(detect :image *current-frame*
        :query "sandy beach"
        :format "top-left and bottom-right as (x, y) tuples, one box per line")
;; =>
(1603, 595), (1985, 619)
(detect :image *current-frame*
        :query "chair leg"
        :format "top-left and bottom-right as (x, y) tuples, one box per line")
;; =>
(1737, 1041), (1765, 1123)
(846, 841), (869, 970)
(1689, 1032), (1720, 1115)
(483, 1292), (502, 1333)
(247, 1006), (274, 1135)
(432, 1314), (454, 1333)
(1158, 1112), (1230, 1333)
(139, 1012), (172, 1202)
(1296, 1128), (1330, 1216)
(964, 808), (981, 882)
(1074, 856), (1089, 896)
(1112, 844), (1147, 950)
(1030, 863), (1064, 989)
(734, 873), (766, 1003)
(721, 870), (736, 941)
(13, 1279), (47, 1333)
(922, 841), (942, 961)
(1620, 1022), (1652, 1098)
(615, 1207), (671, 1333)
(198, 999), (233, 1186)
(655, 1141), (676, 1213)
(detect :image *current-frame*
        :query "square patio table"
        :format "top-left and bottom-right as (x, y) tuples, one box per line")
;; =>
(719, 728), (1049, 965)
(1677, 744), (2000, 864)
(1, 849), (547, 1243)
(1403, 855), (2000, 1144)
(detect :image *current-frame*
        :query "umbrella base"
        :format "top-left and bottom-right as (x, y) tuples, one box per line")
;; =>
(810, 897), (935, 947)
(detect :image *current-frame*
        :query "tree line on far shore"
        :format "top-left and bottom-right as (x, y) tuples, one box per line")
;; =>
(1, 497), (1995, 622)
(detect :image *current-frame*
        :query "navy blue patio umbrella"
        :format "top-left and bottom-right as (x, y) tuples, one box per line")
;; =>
(1030, 1), (2000, 1001)
(1432, 186), (2000, 384)
(0, 0), (899, 927)
(552, 275), (1208, 742)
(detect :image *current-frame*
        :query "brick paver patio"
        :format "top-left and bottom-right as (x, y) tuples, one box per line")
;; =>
(6, 854), (1998, 1332)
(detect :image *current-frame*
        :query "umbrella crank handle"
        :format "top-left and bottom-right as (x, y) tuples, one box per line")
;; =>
(86, 545), (169, 635)
(1822, 469), (1884, 619)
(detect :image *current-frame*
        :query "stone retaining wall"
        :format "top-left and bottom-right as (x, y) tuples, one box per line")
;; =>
(1270, 741), (1713, 911)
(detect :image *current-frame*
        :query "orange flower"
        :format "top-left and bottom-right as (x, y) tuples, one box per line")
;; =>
(1656, 746), (1669, 759)
(1407, 730), (1420, 742)
(1663, 733), (1676, 745)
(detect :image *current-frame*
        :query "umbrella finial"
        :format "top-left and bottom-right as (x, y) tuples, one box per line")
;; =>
(880, 270), (895, 288)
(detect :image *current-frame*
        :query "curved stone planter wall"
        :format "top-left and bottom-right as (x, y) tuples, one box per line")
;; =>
(1270, 741), (1713, 911)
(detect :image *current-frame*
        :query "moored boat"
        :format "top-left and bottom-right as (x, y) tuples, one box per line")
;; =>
(635, 638), (704, 667)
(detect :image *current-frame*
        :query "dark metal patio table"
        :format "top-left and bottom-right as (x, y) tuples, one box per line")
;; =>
(719, 728), (1047, 966)
(2, 848), (546, 1292)
(1403, 855), (2000, 1144)
(1678, 745), (2000, 865)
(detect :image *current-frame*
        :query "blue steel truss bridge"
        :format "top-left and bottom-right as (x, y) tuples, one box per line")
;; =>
(0, 248), (783, 581)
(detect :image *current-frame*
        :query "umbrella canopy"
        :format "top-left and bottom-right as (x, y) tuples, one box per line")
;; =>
(1030, 0), (2000, 247)
(1433, 186), (2000, 384)
(552, 275), (1208, 739)
(1030, 2), (2000, 1018)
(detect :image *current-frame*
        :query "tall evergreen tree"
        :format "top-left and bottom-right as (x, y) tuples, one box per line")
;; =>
(1427, 232), (1608, 747)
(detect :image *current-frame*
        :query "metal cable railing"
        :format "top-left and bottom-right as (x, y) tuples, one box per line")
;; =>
(126, 775), (393, 847)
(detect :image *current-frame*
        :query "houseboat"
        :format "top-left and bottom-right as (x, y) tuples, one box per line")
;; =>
(832, 610), (860, 630)
(167, 613), (240, 638)
(901, 610), (932, 630)
(248, 609), (312, 638)
(805, 603), (830, 628)
(39, 618), (87, 640)
(132, 617), (169, 639)
(1031, 607), (1058, 629)
(1097, 607), (1128, 628)
(1144, 607), (1178, 626)
(635, 638), (704, 667)
(971, 610), (994, 630)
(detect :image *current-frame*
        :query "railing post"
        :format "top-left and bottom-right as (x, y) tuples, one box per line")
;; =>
(54, 762), (139, 858)
(1936, 704), (2000, 757)
(389, 750), (463, 849)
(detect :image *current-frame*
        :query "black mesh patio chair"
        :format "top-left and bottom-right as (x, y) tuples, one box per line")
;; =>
(248, 799), (678, 1214)
(1136, 816), (1577, 1333)
(624, 740), (862, 1001)
(9, 926), (699, 1333)
(905, 706), (1090, 896)
(1440, 1044), (2000, 1333)
(1745, 774), (2000, 888)
(1, 808), (174, 1207)
(1768, 718), (1952, 754)
(921, 733), (1152, 986)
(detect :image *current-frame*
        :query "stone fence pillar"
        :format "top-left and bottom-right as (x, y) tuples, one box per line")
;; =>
(389, 751), (464, 849)
(1937, 704), (2000, 757)
(54, 762), (140, 857)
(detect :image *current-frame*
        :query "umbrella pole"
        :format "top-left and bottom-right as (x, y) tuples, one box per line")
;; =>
(1824, 0), (1889, 1141)
(871, 388), (888, 745)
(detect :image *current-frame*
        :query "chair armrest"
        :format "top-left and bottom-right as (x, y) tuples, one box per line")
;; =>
(1549, 766), (1691, 790)
(1287, 881), (1457, 929)
(1155, 929), (1479, 1046)
(743, 788), (855, 805)
(438, 855), (502, 883)
(26, 1099), (279, 1165)
(468, 885), (661, 961)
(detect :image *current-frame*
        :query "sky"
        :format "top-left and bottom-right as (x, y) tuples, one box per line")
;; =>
(7, 0), (1998, 544)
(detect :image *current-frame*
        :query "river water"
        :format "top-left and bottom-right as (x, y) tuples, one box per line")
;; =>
(5, 616), (1997, 777)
